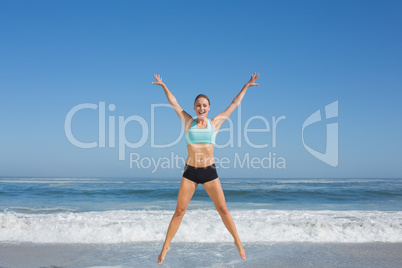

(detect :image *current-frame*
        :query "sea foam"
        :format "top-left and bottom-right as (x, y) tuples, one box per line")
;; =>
(1, 209), (401, 243)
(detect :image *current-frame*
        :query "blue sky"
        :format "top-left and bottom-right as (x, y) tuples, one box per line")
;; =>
(0, 0), (401, 178)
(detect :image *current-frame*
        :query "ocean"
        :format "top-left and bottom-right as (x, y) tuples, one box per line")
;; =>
(1, 177), (401, 267)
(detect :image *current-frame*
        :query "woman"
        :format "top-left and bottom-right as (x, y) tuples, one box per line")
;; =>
(152, 73), (260, 264)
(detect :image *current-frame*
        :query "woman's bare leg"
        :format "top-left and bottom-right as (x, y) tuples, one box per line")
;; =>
(158, 177), (197, 264)
(203, 178), (246, 259)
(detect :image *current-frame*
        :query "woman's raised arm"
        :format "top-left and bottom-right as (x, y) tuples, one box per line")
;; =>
(212, 73), (260, 131)
(152, 74), (192, 124)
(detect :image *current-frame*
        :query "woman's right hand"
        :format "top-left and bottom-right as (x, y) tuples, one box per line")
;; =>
(245, 72), (260, 87)
(152, 74), (165, 87)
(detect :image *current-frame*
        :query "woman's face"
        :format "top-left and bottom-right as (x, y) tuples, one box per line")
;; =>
(194, 97), (210, 119)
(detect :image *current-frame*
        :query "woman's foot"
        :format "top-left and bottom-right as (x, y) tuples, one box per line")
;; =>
(234, 240), (246, 259)
(158, 245), (170, 264)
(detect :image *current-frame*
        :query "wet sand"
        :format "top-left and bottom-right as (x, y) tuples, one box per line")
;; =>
(0, 242), (401, 268)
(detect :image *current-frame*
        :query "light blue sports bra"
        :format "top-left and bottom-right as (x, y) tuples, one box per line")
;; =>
(186, 119), (216, 145)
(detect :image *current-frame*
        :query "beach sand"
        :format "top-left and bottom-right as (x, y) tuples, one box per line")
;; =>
(1, 242), (401, 268)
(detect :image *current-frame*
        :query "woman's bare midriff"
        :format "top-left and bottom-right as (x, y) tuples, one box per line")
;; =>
(186, 143), (215, 167)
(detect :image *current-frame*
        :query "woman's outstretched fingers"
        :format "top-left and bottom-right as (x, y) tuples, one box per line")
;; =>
(152, 74), (164, 85)
(247, 72), (260, 86)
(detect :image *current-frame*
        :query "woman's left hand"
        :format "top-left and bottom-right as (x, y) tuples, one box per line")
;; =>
(152, 74), (165, 87)
(246, 72), (260, 87)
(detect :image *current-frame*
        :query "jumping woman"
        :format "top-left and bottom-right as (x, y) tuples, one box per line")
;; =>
(152, 73), (260, 264)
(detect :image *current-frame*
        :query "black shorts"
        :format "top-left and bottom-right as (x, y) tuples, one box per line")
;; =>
(183, 164), (218, 184)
